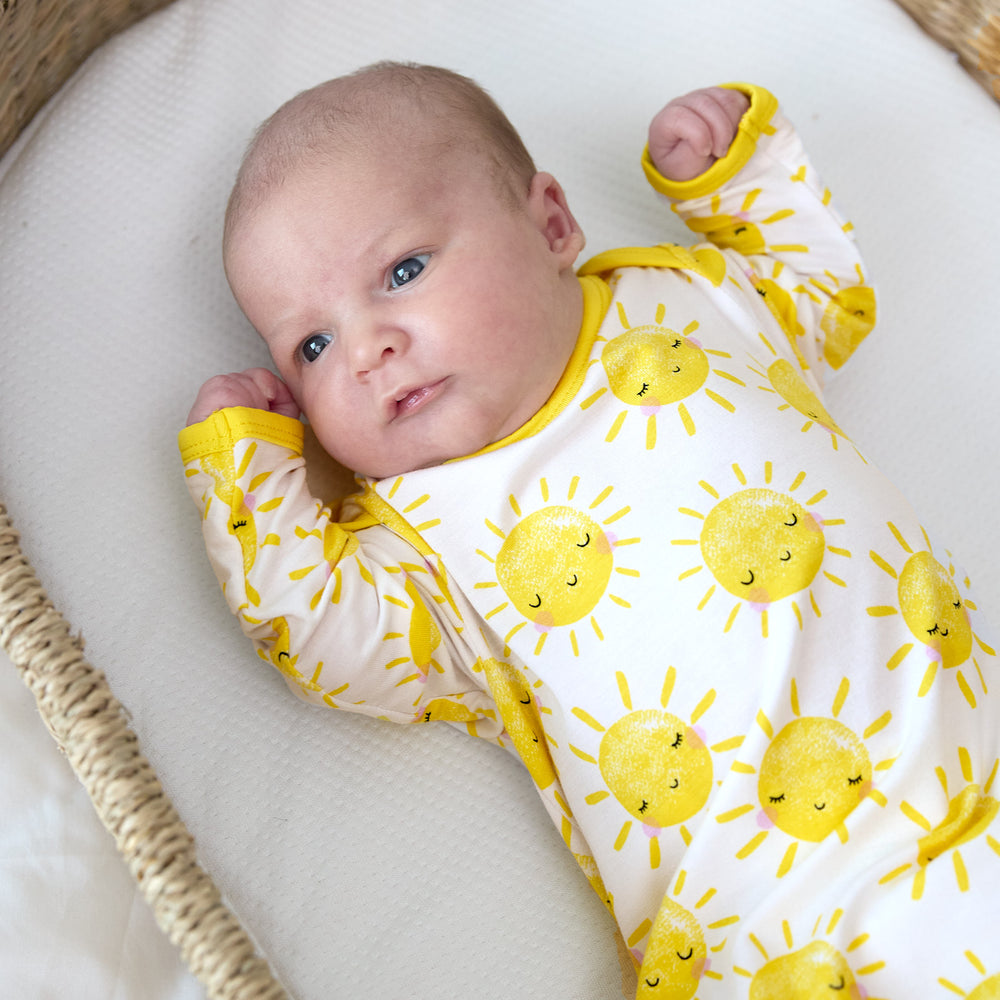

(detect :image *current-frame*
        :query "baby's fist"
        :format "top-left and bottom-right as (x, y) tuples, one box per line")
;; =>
(186, 367), (300, 426)
(648, 87), (750, 182)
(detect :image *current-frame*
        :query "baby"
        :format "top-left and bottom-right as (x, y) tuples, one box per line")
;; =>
(181, 62), (1000, 997)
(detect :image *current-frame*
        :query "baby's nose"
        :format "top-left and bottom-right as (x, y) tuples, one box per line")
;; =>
(349, 326), (407, 376)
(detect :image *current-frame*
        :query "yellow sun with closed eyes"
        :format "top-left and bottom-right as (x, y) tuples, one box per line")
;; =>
(475, 477), (639, 657)
(580, 304), (744, 448)
(733, 910), (888, 1000)
(568, 665), (742, 870)
(879, 747), (1000, 900)
(746, 338), (863, 459)
(684, 188), (805, 257)
(867, 522), (995, 707)
(673, 461), (850, 637)
(716, 676), (894, 878)
(628, 869), (739, 999)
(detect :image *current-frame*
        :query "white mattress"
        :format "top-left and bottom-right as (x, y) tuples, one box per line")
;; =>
(2, 0), (999, 996)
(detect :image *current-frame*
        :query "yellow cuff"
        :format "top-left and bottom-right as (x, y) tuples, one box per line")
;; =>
(178, 406), (305, 463)
(641, 83), (780, 201)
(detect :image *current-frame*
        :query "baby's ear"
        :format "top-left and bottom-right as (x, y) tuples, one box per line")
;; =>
(527, 172), (585, 267)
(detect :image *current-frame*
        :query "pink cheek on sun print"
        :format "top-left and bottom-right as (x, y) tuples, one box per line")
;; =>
(757, 806), (778, 829)
(533, 610), (555, 632)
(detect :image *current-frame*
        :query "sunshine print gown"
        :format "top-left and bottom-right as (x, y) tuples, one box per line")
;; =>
(179, 84), (1000, 997)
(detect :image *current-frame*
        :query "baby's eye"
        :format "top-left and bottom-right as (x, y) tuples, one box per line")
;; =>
(390, 253), (430, 288)
(300, 332), (332, 363)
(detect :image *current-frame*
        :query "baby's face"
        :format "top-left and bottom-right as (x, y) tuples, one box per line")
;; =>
(226, 138), (583, 479)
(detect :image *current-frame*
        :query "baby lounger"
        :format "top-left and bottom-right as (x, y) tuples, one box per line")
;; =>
(2, 0), (999, 996)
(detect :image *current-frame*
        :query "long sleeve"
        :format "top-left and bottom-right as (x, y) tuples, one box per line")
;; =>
(643, 83), (875, 379)
(179, 407), (500, 732)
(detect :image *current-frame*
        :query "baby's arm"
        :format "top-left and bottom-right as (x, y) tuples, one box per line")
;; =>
(179, 408), (489, 724)
(644, 84), (874, 377)
(646, 87), (751, 182)
(186, 367), (300, 426)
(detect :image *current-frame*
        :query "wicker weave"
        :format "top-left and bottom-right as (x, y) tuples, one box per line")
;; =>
(895, 0), (1000, 99)
(0, 0), (997, 997)
(0, 0), (174, 158)
(0, 505), (288, 999)
(0, 4), (289, 993)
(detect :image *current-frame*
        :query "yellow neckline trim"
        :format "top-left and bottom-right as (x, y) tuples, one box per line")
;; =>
(577, 243), (728, 287)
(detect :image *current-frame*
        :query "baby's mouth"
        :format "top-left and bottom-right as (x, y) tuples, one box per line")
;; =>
(390, 378), (447, 420)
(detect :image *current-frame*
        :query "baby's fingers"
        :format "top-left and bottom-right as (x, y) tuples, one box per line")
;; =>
(679, 88), (749, 157)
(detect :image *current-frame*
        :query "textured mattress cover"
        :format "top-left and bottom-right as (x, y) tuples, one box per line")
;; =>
(1, 0), (999, 996)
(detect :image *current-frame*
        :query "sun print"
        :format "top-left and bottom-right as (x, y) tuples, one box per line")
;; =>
(580, 303), (744, 447)
(673, 461), (850, 636)
(475, 477), (639, 656)
(867, 522), (995, 707)
(569, 665), (742, 869)
(629, 871), (738, 999)
(717, 676), (894, 877)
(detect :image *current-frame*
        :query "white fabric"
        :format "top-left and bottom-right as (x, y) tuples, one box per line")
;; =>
(1, 0), (999, 997)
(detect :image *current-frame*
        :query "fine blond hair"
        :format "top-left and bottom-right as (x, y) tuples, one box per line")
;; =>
(224, 61), (537, 253)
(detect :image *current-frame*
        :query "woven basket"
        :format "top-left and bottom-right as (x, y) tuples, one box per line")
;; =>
(0, 9), (287, 999)
(0, 1), (997, 998)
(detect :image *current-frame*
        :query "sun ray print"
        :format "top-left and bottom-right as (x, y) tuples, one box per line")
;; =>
(867, 522), (995, 707)
(733, 910), (888, 1000)
(879, 747), (999, 900)
(716, 677), (894, 877)
(746, 344), (864, 460)
(580, 304), (745, 447)
(672, 461), (851, 637)
(568, 665), (742, 870)
(628, 869), (739, 999)
(938, 949), (1000, 999)
(475, 476), (639, 657)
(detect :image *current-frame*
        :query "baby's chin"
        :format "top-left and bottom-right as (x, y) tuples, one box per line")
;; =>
(338, 414), (525, 480)
(359, 451), (457, 481)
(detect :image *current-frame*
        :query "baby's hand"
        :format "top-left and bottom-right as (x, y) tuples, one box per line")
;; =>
(648, 87), (750, 182)
(186, 367), (300, 426)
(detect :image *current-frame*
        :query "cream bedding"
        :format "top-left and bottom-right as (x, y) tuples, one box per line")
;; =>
(2, 0), (999, 996)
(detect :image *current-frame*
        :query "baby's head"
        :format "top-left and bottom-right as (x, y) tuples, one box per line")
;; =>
(224, 62), (585, 480)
